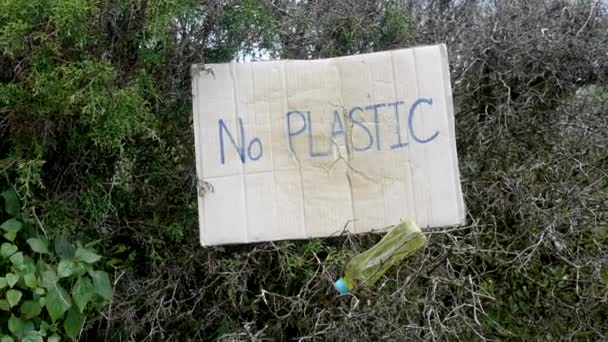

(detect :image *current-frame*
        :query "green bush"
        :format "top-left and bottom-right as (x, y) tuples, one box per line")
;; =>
(0, 188), (112, 341)
(1, 0), (606, 340)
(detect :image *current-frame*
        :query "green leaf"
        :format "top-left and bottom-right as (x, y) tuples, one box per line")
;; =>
(34, 287), (46, 296)
(64, 308), (85, 340)
(75, 247), (101, 264)
(1, 188), (19, 216)
(39, 321), (52, 333)
(1, 218), (22, 234)
(6, 273), (19, 287)
(46, 284), (71, 322)
(41, 270), (58, 288)
(54, 237), (75, 259)
(38, 296), (46, 307)
(0, 299), (10, 311)
(9, 251), (24, 266)
(58, 259), (76, 278)
(8, 314), (34, 337)
(1, 242), (18, 257)
(22, 333), (43, 342)
(70, 261), (88, 278)
(24, 273), (37, 289)
(89, 270), (112, 300)
(20, 300), (42, 319)
(72, 276), (94, 313)
(16, 258), (36, 274)
(0, 335), (15, 342)
(4, 231), (17, 242)
(47, 334), (61, 342)
(26, 238), (49, 255)
(0, 277), (7, 289)
(7, 289), (23, 307)
(8, 314), (24, 334)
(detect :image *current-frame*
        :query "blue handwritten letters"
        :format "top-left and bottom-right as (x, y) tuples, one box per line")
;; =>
(218, 118), (263, 164)
(218, 97), (439, 164)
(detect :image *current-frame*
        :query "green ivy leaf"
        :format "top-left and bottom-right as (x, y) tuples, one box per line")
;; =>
(20, 300), (42, 319)
(6, 273), (19, 287)
(24, 273), (37, 289)
(39, 296), (46, 307)
(4, 231), (17, 242)
(46, 284), (71, 322)
(34, 287), (46, 296)
(58, 259), (76, 278)
(72, 276), (94, 313)
(64, 307), (85, 340)
(16, 258), (36, 274)
(89, 270), (112, 300)
(54, 237), (75, 259)
(41, 270), (58, 288)
(8, 315), (24, 334)
(1, 188), (19, 216)
(7, 289), (23, 307)
(0, 277), (7, 289)
(71, 261), (88, 278)
(0, 299), (10, 311)
(22, 333), (43, 342)
(1, 242), (18, 257)
(1, 218), (22, 234)
(26, 238), (50, 255)
(39, 321), (52, 334)
(20, 317), (34, 334)
(75, 247), (101, 264)
(0, 335), (15, 342)
(47, 334), (61, 342)
(9, 251), (24, 266)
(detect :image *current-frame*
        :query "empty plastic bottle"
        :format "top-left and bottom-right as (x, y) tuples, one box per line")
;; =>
(334, 219), (427, 294)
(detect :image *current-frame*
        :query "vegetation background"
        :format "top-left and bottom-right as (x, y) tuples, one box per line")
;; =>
(1, 0), (607, 340)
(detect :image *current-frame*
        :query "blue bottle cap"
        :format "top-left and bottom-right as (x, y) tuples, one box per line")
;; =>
(334, 277), (350, 294)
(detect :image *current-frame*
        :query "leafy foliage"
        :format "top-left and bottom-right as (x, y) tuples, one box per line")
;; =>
(0, 188), (112, 341)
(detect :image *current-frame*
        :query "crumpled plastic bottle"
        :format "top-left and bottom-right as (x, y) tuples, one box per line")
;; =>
(334, 219), (427, 294)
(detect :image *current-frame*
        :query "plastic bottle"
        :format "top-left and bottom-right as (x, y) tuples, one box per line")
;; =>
(334, 219), (427, 294)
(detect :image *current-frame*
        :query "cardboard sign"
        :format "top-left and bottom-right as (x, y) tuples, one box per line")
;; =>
(192, 44), (465, 246)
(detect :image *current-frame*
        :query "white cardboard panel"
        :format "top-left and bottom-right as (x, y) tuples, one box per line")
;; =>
(192, 44), (466, 245)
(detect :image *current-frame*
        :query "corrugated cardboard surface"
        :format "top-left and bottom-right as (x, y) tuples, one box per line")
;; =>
(192, 44), (465, 246)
